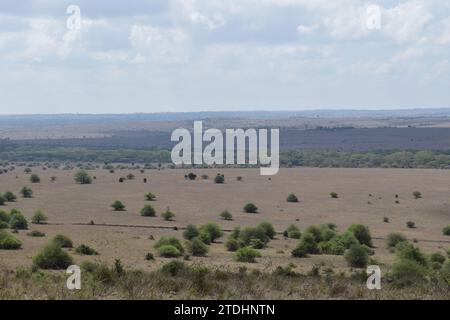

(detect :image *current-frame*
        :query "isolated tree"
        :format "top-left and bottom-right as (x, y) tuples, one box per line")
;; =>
(74, 170), (92, 184)
(111, 201), (126, 211)
(243, 203), (258, 213)
(140, 205), (156, 217)
(32, 210), (48, 224)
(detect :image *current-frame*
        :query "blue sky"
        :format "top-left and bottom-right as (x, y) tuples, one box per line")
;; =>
(0, 0), (449, 114)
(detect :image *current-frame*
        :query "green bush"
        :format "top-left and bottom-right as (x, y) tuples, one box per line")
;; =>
(239, 227), (269, 248)
(291, 246), (308, 258)
(441, 261), (450, 283)
(161, 261), (186, 276)
(111, 200), (125, 211)
(0, 221), (8, 229)
(140, 205), (156, 217)
(0, 209), (10, 222)
(442, 225), (450, 236)
(258, 221), (276, 239)
(284, 225), (301, 239)
(339, 231), (360, 249)
(214, 174), (225, 184)
(30, 174), (40, 183)
(9, 210), (28, 230)
(330, 192), (338, 198)
(0, 195), (5, 206)
(243, 203), (258, 213)
(145, 193), (156, 201)
(413, 191), (422, 199)
(320, 238), (346, 255)
(430, 252), (446, 264)
(53, 234), (73, 248)
(154, 237), (184, 254)
(234, 247), (261, 263)
(74, 170), (92, 184)
(286, 193), (299, 203)
(347, 224), (373, 247)
(198, 231), (212, 245)
(3, 192), (17, 202)
(161, 209), (175, 221)
(387, 233), (407, 248)
(295, 233), (320, 255)
(395, 242), (427, 266)
(219, 210), (233, 221)
(345, 244), (369, 268)
(31, 210), (48, 224)
(199, 223), (223, 243)
(183, 224), (199, 240)
(186, 237), (209, 256)
(0, 231), (22, 250)
(20, 186), (33, 198)
(390, 259), (428, 286)
(27, 230), (46, 237)
(33, 242), (73, 270)
(75, 244), (98, 255)
(225, 238), (240, 252)
(406, 221), (416, 229)
(157, 245), (182, 258)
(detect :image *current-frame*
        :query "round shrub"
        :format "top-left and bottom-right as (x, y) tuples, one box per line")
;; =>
(390, 259), (428, 286)
(258, 221), (276, 239)
(285, 225), (301, 239)
(199, 223), (223, 243)
(186, 237), (209, 256)
(0, 209), (10, 222)
(387, 232), (407, 248)
(53, 234), (73, 248)
(0, 231), (22, 250)
(395, 242), (427, 266)
(20, 186), (33, 198)
(183, 224), (199, 240)
(320, 238), (346, 255)
(0, 221), (8, 229)
(75, 244), (98, 255)
(225, 238), (240, 252)
(214, 174), (225, 184)
(33, 242), (73, 269)
(347, 224), (373, 247)
(442, 225), (450, 236)
(145, 193), (156, 201)
(234, 247), (261, 263)
(345, 244), (369, 268)
(406, 221), (416, 229)
(31, 210), (48, 224)
(239, 227), (269, 248)
(198, 231), (212, 245)
(9, 211), (28, 230)
(413, 191), (422, 199)
(3, 191), (17, 202)
(30, 174), (40, 183)
(286, 193), (299, 203)
(74, 170), (92, 184)
(161, 260), (186, 276)
(140, 205), (156, 217)
(243, 203), (258, 213)
(330, 192), (339, 198)
(111, 200), (125, 211)
(154, 237), (184, 254)
(291, 246), (308, 258)
(430, 252), (446, 264)
(145, 252), (154, 261)
(219, 210), (233, 221)
(161, 209), (175, 221)
(295, 233), (320, 255)
(157, 245), (182, 258)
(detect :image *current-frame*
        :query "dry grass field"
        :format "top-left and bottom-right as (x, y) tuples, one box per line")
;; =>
(1, 167), (449, 276)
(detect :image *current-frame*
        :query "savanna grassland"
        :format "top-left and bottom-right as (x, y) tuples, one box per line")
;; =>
(0, 165), (449, 299)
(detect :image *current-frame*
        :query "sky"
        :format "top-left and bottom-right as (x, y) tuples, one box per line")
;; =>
(0, 0), (449, 114)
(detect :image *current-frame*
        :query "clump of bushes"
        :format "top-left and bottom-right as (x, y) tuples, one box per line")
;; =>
(225, 223), (275, 252)
(0, 230), (22, 250)
(161, 261), (186, 276)
(52, 234), (73, 248)
(234, 246), (261, 263)
(140, 205), (156, 217)
(3, 191), (16, 202)
(286, 193), (299, 203)
(186, 237), (209, 257)
(243, 203), (258, 213)
(74, 170), (92, 184)
(199, 223), (223, 243)
(145, 193), (156, 201)
(154, 237), (184, 257)
(219, 210), (233, 221)
(157, 245), (182, 258)
(183, 224), (199, 240)
(31, 210), (48, 224)
(347, 224), (373, 247)
(111, 200), (126, 211)
(33, 242), (73, 269)
(75, 244), (98, 255)
(284, 224), (301, 239)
